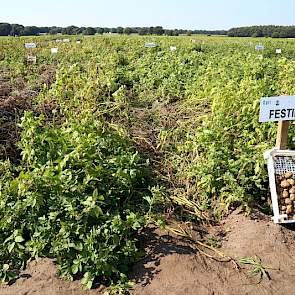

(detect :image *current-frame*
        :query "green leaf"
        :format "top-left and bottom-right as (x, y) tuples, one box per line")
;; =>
(81, 272), (94, 289)
(3, 264), (9, 271)
(8, 242), (15, 253)
(71, 264), (79, 275)
(15, 236), (25, 243)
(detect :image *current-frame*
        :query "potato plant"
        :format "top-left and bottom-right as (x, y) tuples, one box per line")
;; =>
(1, 34), (295, 289)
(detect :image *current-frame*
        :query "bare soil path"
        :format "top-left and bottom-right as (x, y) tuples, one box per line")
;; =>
(1, 211), (295, 295)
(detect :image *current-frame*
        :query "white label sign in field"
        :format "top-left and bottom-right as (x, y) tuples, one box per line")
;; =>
(276, 48), (282, 54)
(259, 96), (295, 122)
(255, 45), (264, 50)
(25, 43), (36, 49)
(145, 42), (156, 48)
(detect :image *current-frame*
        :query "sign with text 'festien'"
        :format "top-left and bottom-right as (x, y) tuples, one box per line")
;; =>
(259, 96), (295, 122)
(25, 43), (36, 49)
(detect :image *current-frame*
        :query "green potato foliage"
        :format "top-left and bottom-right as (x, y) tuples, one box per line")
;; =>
(1, 34), (295, 289)
(0, 111), (147, 289)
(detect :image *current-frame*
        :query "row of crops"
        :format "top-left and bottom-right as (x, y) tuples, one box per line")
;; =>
(1, 35), (295, 291)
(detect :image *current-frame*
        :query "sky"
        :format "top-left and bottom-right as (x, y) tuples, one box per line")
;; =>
(1, 0), (295, 30)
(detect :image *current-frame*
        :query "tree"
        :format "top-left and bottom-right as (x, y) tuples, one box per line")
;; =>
(138, 27), (148, 35)
(117, 27), (123, 34)
(96, 28), (104, 34)
(271, 32), (280, 38)
(164, 29), (173, 36)
(21, 26), (39, 36)
(83, 27), (96, 35)
(38, 27), (50, 34)
(49, 27), (62, 35)
(10, 24), (24, 36)
(123, 27), (132, 35)
(0, 23), (12, 36)
(172, 29), (179, 36)
(62, 26), (79, 35)
(148, 27), (154, 35)
(153, 26), (164, 35)
(76, 27), (85, 34)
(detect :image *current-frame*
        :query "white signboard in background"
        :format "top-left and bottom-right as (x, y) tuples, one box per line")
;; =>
(255, 45), (264, 50)
(56, 39), (62, 43)
(76, 40), (81, 44)
(145, 42), (156, 48)
(25, 43), (36, 49)
(63, 39), (70, 43)
(51, 48), (58, 54)
(259, 96), (295, 122)
(170, 46), (177, 51)
(276, 48), (282, 54)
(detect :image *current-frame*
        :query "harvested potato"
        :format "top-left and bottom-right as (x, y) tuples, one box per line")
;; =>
(285, 198), (292, 205)
(285, 172), (293, 179)
(288, 179), (295, 185)
(286, 205), (293, 214)
(281, 206), (287, 211)
(283, 190), (289, 198)
(290, 194), (295, 201)
(281, 180), (291, 188)
(289, 187), (295, 194)
(282, 210), (286, 214)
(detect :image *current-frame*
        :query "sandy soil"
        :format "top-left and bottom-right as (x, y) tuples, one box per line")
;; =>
(1, 210), (295, 295)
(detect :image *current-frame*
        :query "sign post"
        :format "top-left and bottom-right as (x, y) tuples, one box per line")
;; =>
(276, 121), (289, 149)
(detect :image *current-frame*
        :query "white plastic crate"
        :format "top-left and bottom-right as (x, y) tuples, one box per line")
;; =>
(264, 148), (295, 223)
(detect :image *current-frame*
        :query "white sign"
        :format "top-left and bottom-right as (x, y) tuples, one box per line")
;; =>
(145, 42), (156, 48)
(51, 48), (58, 54)
(56, 39), (62, 43)
(259, 96), (295, 122)
(276, 49), (282, 54)
(170, 46), (177, 51)
(25, 43), (36, 49)
(257, 55), (263, 60)
(63, 39), (70, 43)
(255, 45), (264, 50)
(76, 40), (81, 44)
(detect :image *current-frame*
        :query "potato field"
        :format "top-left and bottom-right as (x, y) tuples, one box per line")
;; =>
(1, 35), (295, 294)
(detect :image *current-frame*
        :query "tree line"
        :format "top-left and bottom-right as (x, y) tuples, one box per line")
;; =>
(1, 23), (295, 38)
(228, 25), (295, 38)
(0, 23), (226, 36)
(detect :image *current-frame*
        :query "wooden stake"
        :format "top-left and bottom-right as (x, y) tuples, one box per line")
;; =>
(276, 121), (289, 149)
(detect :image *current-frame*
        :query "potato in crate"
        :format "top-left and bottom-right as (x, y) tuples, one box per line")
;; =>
(264, 148), (295, 223)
